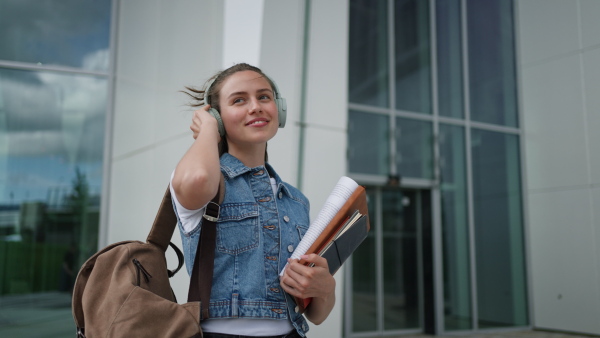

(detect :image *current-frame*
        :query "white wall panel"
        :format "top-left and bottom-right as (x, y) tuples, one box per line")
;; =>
(116, 0), (160, 83)
(223, 0), (264, 68)
(300, 127), (346, 337)
(112, 0), (160, 157)
(528, 188), (600, 334)
(521, 55), (588, 190)
(517, 0), (579, 65)
(583, 48), (600, 184)
(303, 1), (349, 130)
(580, 0), (600, 49)
(108, 150), (156, 243)
(518, 0), (600, 335)
(591, 186), (600, 315)
(300, 0), (349, 218)
(301, 3), (348, 336)
(112, 79), (159, 158)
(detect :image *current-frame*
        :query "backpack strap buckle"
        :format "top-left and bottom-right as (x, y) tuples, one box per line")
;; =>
(202, 201), (220, 223)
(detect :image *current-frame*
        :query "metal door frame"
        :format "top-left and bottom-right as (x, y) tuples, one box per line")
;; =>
(344, 184), (438, 337)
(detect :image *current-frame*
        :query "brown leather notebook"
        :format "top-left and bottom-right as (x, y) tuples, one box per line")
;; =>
(295, 186), (370, 312)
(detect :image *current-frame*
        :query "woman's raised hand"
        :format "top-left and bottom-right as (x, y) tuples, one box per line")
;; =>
(191, 105), (220, 140)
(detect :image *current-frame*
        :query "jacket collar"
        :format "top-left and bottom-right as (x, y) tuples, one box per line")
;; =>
(220, 153), (291, 195)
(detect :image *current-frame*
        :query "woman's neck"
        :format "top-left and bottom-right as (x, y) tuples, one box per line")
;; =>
(228, 143), (266, 168)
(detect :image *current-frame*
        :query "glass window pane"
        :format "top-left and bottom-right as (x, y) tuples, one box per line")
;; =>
(439, 124), (472, 330)
(0, 68), (106, 335)
(467, 0), (518, 127)
(348, 110), (390, 176)
(0, 0), (112, 72)
(394, 0), (431, 114)
(471, 129), (528, 328)
(395, 117), (433, 179)
(352, 188), (377, 332)
(436, 0), (464, 119)
(349, 0), (389, 108)
(383, 189), (419, 330)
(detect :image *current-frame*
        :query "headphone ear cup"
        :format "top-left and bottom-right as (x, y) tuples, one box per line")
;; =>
(207, 108), (225, 137)
(276, 97), (287, 128)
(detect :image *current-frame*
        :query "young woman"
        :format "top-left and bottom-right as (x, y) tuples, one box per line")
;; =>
(170, 63), (336, 338)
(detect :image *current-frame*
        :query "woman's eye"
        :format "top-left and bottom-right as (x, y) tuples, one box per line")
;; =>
(233, 98), (244, 104)
(259, 94), (271, 100)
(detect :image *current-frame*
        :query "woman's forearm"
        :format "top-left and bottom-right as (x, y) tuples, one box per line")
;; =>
(172, 116), (221, 209)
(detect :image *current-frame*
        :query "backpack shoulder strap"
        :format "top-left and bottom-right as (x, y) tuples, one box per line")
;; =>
(187, 174), (225, 319)
(146, 186), (178, 252)
(147, 175), (224, 252)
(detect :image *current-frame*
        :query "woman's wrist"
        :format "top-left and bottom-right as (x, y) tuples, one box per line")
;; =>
(197, 119), (222, 143)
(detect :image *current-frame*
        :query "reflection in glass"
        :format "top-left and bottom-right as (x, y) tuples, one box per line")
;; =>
(348, 110), (389, 176)
(349, 0), (389, 108)
(0, 0), (112, 71)
(439, 124), (472, 330)
(394, 0), (431, 114)
(382, 189), (419, 330)
(352, 189), (377, 332)
(471, 129), (528, 328)
(0, 68), (106, 334)
(467, 0), (518, 127)
(395, 117), (433, 179)
(436, 0), (464, 119)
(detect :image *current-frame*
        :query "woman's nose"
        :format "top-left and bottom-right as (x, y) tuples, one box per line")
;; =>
(248, 98), (260, 113)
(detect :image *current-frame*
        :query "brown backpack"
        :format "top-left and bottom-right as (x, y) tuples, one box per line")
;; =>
(72, 185), (222, 338)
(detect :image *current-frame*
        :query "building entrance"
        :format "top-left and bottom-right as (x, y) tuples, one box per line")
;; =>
(345, 186), (435, 337)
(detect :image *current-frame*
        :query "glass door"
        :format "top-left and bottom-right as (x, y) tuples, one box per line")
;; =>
(345, 187), (433, 337)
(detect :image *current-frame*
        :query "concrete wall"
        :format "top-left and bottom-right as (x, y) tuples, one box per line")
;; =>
(517, 0), (600, 335)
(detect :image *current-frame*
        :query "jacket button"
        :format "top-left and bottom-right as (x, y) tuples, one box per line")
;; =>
(254, 170), (264, 176)
(283, 215), (290, 222)
(288, 245), (294, 253)
(278, 192), (283, 199)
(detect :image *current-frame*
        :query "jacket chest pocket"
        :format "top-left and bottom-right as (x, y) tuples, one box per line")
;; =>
(296, 224), (309, 241)
(217, 203), (260, 255)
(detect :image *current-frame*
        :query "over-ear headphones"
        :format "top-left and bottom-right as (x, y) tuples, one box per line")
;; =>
(204, 73), (287, 137)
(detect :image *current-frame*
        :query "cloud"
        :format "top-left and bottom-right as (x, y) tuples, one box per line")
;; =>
(0, 63), (108, 163)
(0, 0), (112, 70)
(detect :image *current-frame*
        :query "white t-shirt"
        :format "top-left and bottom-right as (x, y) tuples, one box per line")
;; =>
(170, 172), (294, 335)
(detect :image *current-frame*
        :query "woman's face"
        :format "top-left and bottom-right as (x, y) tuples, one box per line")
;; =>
(217, 70), (279, 151)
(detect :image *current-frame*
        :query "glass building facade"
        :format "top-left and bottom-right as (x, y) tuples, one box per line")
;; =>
(347, 0), (527, 335)
(0, 0), (112, 335)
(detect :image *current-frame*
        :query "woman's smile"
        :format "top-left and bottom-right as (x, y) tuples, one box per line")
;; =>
(246, 117), (270, 126)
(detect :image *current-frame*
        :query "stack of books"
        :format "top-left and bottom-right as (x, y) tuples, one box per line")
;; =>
(282, 176), (370, 312)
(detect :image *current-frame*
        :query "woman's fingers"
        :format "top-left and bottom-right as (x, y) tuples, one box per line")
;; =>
(280, 256), (335, 300)
(190, 105), (211, 139)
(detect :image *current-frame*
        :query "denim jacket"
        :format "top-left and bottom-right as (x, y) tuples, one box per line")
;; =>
(175, 153), (311, 336)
